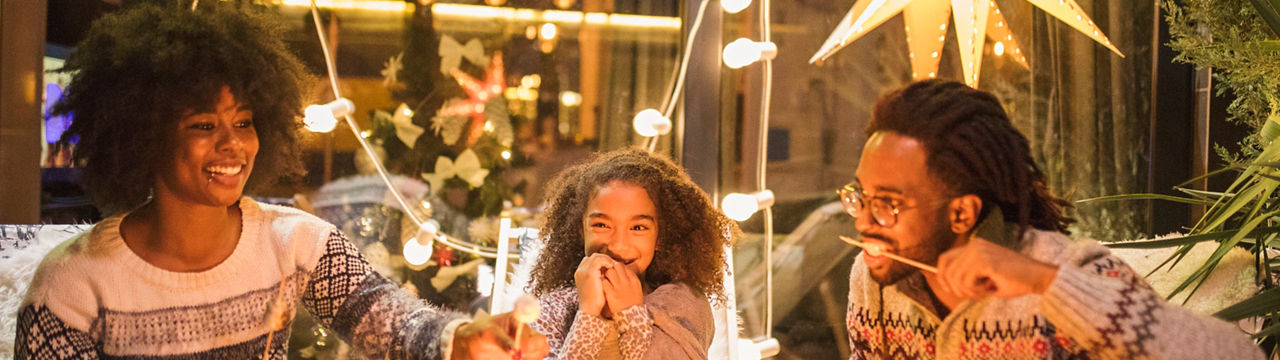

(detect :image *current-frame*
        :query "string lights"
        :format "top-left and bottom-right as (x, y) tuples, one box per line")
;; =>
(722, 38), (777, 69)
(718, 0), (780, 356)
(722, 0), (751, 14)
(721, 190), (775, 222)
(632, 109), (672, 137)
(631, 0), (711, 151)
(303, 98), (353, 133)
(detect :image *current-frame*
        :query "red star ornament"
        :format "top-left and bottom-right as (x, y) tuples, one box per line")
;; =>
(442, 52), (505, 147)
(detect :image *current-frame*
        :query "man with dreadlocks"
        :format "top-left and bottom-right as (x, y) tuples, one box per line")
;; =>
(840, 80), (1262, 359)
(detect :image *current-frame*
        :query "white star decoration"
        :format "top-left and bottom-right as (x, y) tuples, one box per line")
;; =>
(381, 52), (403, 87)
(810, 0), (1124, 86)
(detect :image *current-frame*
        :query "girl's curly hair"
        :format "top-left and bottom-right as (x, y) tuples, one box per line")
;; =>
(53, 4), (308, 215)
(529, 147), (739, 302)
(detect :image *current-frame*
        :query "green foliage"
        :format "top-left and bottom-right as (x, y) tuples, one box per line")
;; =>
(1165, 0), (1280, 158)
(1092, 1), (1280, 353)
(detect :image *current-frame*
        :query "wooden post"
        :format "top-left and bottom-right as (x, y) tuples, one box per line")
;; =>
(0, 0), (47, 223)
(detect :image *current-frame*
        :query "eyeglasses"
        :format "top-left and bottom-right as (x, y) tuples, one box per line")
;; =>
(837, 182), (946, 228)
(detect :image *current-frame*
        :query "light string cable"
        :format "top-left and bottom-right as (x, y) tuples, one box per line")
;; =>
(757, 0), (775, 340)
(308, 1), (516, 259)
(645, 0), (711, 152)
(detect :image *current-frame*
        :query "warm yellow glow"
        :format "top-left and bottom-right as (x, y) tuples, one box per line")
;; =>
(560, 91), (583, 107)
(279, 0), (407, 12)
(432, 3), (680, 30)
(501, 150), (512, 159)
(521, 74), (542, 88)
(584, 13), (609, 24)
(543, 10), (584, 23)
(540, 23), (558, 40)
(993, 41), (1005, 56)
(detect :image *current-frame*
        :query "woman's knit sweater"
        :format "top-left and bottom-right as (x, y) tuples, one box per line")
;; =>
(15, 198), (468, 360)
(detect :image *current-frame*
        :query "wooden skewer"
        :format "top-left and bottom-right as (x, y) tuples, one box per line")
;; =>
(839, 235), (938, 274)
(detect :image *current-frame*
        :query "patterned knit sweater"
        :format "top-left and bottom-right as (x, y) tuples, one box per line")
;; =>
(15, 198), (468, 360)
(531, 283), (714, 360)
(845, 229), (1264, 359)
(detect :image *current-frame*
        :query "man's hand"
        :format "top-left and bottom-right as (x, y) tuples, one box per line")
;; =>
(936, 237), (1058, 300)
(574, 253), (616, 317)
(601, 261), (644, 318)
(451, 312), (550, 360)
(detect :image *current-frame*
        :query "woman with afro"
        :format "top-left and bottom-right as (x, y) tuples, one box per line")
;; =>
(16, 4), (544, 360)
(529, 147), (738, 359)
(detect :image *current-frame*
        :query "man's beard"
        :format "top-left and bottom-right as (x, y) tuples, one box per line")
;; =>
(867, 209), (955, 285)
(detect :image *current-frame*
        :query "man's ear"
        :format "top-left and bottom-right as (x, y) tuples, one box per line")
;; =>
(948, 195), (983, 235)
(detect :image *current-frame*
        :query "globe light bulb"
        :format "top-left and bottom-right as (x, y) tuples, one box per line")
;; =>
(403, 220), (440, 266)
(721, 190), (775, 221)
(723, 38), (777, 69)
(722, 0), (751, 13)
(540, 23), (558, 40)
(632, 108), (672, 137)
(303, 98), (354, 133)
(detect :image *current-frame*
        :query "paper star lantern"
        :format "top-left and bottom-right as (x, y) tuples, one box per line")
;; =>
(809, 0), (1124, 87)
(441, 52), (505, 146)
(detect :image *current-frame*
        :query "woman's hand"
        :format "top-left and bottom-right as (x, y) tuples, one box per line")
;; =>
(601, 261), (644, 318)
(451, 312), (550, 360)
(574, 253), (616, 317)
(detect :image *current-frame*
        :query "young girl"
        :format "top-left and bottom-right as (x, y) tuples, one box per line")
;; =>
(529, 148), (738, 359)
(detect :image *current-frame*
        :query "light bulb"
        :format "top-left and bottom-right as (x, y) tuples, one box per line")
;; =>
(540, 23), (558, 40)
(721, 190), (775, 221)
(501, 150), (512, 160)
(304, 98), (354, 133)
(993, 41), (1005, 56)
(560, 91), (582, 107)
(403, 220), (440, 267)
(722, 0), (751, 13)
(403, 237), (433, 266)
(723, 38), (778, 69)
(632, 108), (672, 137)
(736, 338), (763, 360)
(304, 105), (337, 133)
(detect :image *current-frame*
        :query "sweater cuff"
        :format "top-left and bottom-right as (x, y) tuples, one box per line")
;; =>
(439, 318), (470, 360)
(1038, 263), (1128, 339)
(615, 305), (652, 334)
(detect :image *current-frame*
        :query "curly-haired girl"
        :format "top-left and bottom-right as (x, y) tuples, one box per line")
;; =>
(529, 147), (738, 359)
(16, 4), (543, 359)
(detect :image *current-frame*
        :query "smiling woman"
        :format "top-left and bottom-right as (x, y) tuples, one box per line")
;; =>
(50, 5), (306, 216)
(15, 4), (546, 360)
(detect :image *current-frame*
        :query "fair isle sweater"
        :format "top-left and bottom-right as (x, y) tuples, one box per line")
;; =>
(846, 229), (1264, 360)
(15, 198), (468, 360)
(531, 283), (714, 360)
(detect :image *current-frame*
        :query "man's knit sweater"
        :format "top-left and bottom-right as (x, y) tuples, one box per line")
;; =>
(846, 229), (1264, 359)
(15, 198), (468, 359)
